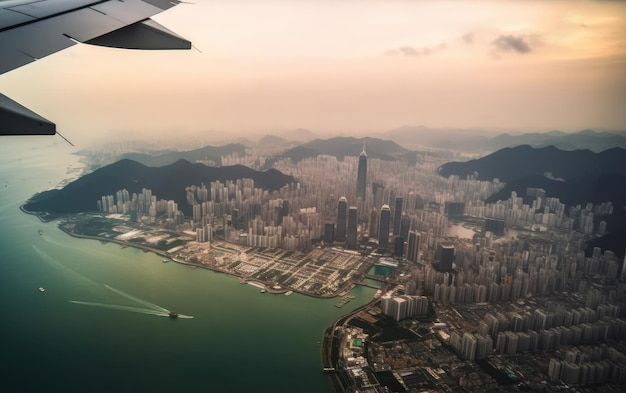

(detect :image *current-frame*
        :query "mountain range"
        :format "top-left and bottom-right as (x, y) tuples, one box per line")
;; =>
(438, 145), (626, 207)
(383, 127), (626, 153)
(23, 159), (294, 216)
(118, 143), (246, 167)
(438, 145), (626, 258)
(280, 136), (416, 164)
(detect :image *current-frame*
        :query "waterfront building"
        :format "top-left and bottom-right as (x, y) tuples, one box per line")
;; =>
(356, 145), (367, 200)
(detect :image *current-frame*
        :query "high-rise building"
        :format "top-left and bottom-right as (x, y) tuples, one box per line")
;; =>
(393, 197), (403, 236)
(393, 236), (404, 257)
(437, 243), (455, 272)
(484, 217), (505, 236)
(336, 197), (348, 242)
(372, 182), (384, 210)
(444, 201), (465, 218)
(323, 223), (335, 244)
(356, 145), (367, 200)
(407, 230), (420, 263)
(278, 200), (289, 225)
(347, 206), (358, 248)
(378, 204), (391, 252)
(368, 208), (379, 238)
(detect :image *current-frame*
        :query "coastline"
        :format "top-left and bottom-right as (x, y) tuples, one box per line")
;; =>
(321, 297), (382, 393)
(19, 204), (63, 223)
(54, 219), (356, 300)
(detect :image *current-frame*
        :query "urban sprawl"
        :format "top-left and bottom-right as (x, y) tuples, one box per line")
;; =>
(60, 145), (625, 393)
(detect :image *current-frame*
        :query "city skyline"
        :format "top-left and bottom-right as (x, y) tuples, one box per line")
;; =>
(0, 0), (624, 145)
(2, 1), (626, 391)
(10, 118), (626, 392)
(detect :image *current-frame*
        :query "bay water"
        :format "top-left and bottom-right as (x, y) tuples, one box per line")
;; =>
(0, 138), (375, 393)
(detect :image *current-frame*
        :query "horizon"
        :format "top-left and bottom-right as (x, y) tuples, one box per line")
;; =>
(0, 0), (625, 146)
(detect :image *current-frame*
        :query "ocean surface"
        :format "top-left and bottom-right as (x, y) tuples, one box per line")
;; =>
(0, 138), (376, 393)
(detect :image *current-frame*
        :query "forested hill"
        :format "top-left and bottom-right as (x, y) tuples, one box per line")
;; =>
(23, 159), (294, 216)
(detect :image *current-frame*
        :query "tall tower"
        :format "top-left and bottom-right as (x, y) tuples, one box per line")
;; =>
(336, 196), (348, 242)
(378, 204), (391, 252)
(437, 243), (455, 272)
(347, 206), (358, 248)
(407, 230), (420, 263)
(356, 144), (367, 200)
(393, 197), (403, 236)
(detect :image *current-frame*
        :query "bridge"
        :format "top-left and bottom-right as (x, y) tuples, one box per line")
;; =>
(355, 280), (381, 289)
(364, 274), (387, 282)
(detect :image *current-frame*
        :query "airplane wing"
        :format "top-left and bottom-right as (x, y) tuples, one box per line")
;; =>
(0, 0), (191, 136)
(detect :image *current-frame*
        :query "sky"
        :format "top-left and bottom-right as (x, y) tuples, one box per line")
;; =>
(1, 0), (625, 144)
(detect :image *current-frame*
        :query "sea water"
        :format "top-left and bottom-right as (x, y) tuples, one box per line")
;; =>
(0, 138), (375, 393)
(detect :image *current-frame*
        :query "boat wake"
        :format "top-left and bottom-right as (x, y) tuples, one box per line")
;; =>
(69, 301), (171, 316)
(104, 285), (168, 313)
(69, 285), (193, 319)
(33, 245), (99, 288)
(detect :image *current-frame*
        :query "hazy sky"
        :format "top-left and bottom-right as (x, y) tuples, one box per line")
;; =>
(1, 0), (625, 144)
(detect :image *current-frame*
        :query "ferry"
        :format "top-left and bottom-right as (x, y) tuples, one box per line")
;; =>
(38, 287), (45, 292)
(168, 311), (178, 318)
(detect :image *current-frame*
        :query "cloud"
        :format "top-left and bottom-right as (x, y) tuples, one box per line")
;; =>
(387, 43), (447, 57)
(462, 33), (474, 44)
(399, 46), (420, 56)
(492, 34), (533, 54)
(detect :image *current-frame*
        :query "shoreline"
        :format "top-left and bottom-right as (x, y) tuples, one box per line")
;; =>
(55, 221), (355, 300)
(19, 204), (60, 223)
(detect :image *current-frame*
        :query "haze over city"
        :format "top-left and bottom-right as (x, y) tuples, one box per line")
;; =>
(1, 0), (625, 145)
(2, 1), (626, 392)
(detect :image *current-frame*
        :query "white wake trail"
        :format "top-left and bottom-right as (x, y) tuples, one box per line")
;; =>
(69, 300), (170, 316)
(104, 285), (169, 313)
(32, 245), (99, 288)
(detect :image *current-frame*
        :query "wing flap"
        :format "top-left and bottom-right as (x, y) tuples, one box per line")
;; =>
(86, 18), (191, 50)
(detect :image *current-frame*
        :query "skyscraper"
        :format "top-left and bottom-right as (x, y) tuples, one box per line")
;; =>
(356, 145), (367, 200)
(407, 230), (420, 263)
(437, 243), (455, 272)
(347, 206), (358, 248)
(323, 223), (335, 244)
(393, 197), (403, 236)
(336, 196), (347, 242)
(378, 204), (391, 252)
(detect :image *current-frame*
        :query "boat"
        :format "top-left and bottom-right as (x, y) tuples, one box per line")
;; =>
(285, 290), (293, 296)
(38, 287), (45, 292)
(162, 259), (170, 263)
(38, 229), (43, 235)
(260, 289), (267, 293)
(168, 311), (178, 318)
